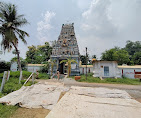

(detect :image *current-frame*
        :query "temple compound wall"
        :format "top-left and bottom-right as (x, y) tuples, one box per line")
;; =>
(50, 23), (80, 76)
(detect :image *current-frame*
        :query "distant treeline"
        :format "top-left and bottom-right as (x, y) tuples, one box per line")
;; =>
(80, 40), (141, 65)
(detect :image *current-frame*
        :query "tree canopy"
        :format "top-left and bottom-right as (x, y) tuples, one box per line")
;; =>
(0, 2), (29, 72)
(101, 41), (141, 65)
(26, 42), (52, 64)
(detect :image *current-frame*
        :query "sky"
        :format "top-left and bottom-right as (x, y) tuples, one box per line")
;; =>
(0, 0), (141, 61)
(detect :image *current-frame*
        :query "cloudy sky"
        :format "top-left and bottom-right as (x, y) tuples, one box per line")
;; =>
(0, 0), (141, 61)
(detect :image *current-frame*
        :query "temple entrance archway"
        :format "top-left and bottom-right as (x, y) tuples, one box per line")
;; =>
(59, 59), (67, 74)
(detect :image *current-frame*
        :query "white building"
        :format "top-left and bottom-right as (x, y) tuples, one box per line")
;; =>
(26, 64), (46, 72)
(118, 65), (141, 79)
(10, 62), (18, 71)
(24, 62), (141, 79)
(93, 61), (121, 78)
(79, 65), (93, 74)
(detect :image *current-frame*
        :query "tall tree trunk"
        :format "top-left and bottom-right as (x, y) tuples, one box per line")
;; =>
(16, 50), (22, 72)
(12, 42), (22, 72)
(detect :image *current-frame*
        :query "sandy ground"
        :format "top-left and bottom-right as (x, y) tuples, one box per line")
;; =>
(10, 108), (50, 118)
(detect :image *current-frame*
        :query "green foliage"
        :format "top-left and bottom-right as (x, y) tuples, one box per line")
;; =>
(0, 104), (18, 118)
(80, 55), (89, 65)
(38, 73), (50, 79)
(132, 52), (141, 65)
(49, 59), (57, 76)
(125, 40), (141, 56)
(3, 78), (22, 94)
(11, 57), (28, 70)
(60, 58), (77, 77)
(101, 47), (130, 65)
(9, 71), (32, 79)
(26, 42), (52, 64)
(0, 93), (4, 98)
(0, 71), (35, 96)
(101, 47), (120, 61)
(87, 72), (93, 76)
(0, 61), (10, 73)
(76, 75), (141, 85)
(101, 41), (141, 65)
(41, 62), (49, 73)
(114, 49), (130, 65)
(0, 2), (29, 72)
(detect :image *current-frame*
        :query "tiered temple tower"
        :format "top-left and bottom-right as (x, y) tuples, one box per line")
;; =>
(50, 23), (80, 75)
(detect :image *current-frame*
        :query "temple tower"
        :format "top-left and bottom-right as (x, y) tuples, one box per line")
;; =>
(50, 23), (80, 75)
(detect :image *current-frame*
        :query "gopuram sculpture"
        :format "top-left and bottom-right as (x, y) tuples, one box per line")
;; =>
(50, 23), (80, 75)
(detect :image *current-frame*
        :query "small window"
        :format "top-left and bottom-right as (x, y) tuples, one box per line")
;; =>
(104, 66), (109, 76)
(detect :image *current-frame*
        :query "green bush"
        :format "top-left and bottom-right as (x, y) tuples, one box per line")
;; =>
(38, 73), (50, 79)
(0, 73), (3, 79)
(10, 71), (32, 79)
(0, 93), (4, 98)
(75, 75), (141, 85)
(3, 78), (22, 94)
(87, 72), (93, 76)
(0, 104), (18, 118)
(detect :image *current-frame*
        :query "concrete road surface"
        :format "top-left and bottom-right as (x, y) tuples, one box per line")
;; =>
(46, 86), (141, 118)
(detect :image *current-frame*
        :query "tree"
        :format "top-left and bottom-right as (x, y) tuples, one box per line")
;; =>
(0, 61), (10, 73)
(132, 52), (141, 65)
(114, 49), (130, 65)
(92, 55), (97, 59)
(101, 48), (119, 61)
(125, 40), (141, 56)
(49, 59), (56, 76)
(60, 58), (77, 77)
(26, 45), (36, 63)
(26, 42), (52, 64)
(101, 48), (130, 65)
(11, 57), (27, 70)
(80, 55), (89, 65)
(37, 42), (52, 62)
(41, 62), (49, 73)
(0, 2), (29, 72)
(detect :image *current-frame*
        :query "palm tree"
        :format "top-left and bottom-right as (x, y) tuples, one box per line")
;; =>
(0, 2), (29, 73)
(49, 59), (56, 76)
(60, 58), (77, 77)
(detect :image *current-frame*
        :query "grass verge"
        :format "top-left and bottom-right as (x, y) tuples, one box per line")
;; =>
(71, 73), (141, 85)
(0, 104), (18, 118)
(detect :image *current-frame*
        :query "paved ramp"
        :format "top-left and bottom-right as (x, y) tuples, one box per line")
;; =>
(0, 82), (69, 110)
(46, 86), (141, 118)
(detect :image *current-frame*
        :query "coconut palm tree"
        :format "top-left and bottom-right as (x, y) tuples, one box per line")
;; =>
(49, 59), (56, 76)
(0, 2), (29, 73)
(60, 58), (77, 77)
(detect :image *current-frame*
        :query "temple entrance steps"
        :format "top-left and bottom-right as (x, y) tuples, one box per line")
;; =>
(51, 74), (66, 80)
(50, 74), (77, 84)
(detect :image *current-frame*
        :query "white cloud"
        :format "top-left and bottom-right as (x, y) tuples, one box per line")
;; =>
(74, 0), (91, 10)
(77, 0), (141, 59)
(81, 0), (117, 38)
(37, 11), (56, 44)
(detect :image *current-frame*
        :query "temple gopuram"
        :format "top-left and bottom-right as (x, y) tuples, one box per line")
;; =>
(50, 23), (80, 75)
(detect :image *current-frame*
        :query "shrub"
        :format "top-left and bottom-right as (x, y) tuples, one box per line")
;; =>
(0, 61), (10, 73)
(76, 75), (141, 85)
(40, 63), (49, 73)
(3, 78), (22, 94)
(38, 73), (50, 79)
(10, 71), (32, 79)
(87, 72), (93, 77)
(0, 104), (18, 118)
